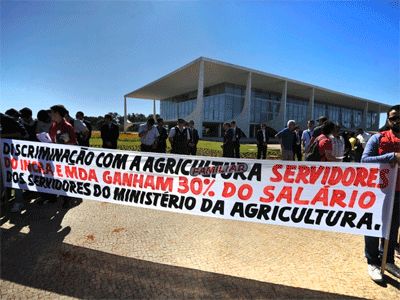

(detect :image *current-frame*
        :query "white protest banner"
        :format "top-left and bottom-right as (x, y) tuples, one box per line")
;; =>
(1, 139), (397, 238)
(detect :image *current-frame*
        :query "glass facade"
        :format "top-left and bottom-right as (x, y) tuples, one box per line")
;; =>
(160, 83), (379, 131)
(250, 89), (280, 123)
(204, 83), (244, 121)
(366, 112), (379, 129)
(286, 97), (308, 123)
(313, 102), (364, 129)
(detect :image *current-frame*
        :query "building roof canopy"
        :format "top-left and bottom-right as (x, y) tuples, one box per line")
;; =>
(125, 57), (389, 112)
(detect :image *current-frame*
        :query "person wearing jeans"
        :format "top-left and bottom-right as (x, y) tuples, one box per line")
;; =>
(361, 104), (400, 283)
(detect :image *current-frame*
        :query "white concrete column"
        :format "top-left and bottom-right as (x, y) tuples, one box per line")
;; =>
(307, 88), (315, 121)
(236, 72), (252, 138)
(124, 96), (127, 133)
(362, 101), (369, 129)
(153, 99), (157, 121)
(281, 81), (288, 127)
(196, 60), (204, 138)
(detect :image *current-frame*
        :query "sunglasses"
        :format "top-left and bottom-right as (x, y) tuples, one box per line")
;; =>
(388, 116), (400, 122)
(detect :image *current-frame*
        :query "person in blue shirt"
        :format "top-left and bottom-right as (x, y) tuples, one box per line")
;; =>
(275, 120), (296, 160)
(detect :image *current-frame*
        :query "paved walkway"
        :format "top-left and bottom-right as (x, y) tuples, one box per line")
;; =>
(1, 197), (399, 299)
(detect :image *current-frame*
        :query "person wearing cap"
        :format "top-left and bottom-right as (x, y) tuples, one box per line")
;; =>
(275, 120), (296, 161)
(139, 118), (159, 152)
(169, 119), (190, 154)
(19, 107), (37, 141)
(155, 118), (168, 153)
(187, 120), (199, 155)
(100, 114), (119, 149)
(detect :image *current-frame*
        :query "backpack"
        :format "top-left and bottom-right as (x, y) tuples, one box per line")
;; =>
(305, 138), (321, 161)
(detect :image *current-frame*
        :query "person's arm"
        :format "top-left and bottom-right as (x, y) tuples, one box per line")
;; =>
(114, 124), (120, 141)
(256, 130), (263, 145)
(168, 128), (175, 145)
(320, 138), (341, 162)
(160, 128), (168, 140)
(100, 125), (106, 140)
(138, 125), (147, 138)
(67, 125), (77, 145)
(275, 128), (284, 139)
(301, 131), (307, 148)
(194, 129), (199, 145)
(361, 134), (396, 163)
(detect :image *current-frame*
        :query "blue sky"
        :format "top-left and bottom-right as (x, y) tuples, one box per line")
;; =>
(1, 1), (399, 125)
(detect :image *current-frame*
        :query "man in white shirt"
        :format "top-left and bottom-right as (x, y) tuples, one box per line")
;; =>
(138, 118), (159, 152)
(301, 119), (314, 153)
(330, 124), (345, 161)
(356, 128), (371, 149)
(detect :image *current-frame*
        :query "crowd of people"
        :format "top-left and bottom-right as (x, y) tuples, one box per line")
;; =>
(0, 104), (399, 283)
(274, 116), (376, 163)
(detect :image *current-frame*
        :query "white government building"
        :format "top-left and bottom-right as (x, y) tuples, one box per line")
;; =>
(124, 57), (390, 138)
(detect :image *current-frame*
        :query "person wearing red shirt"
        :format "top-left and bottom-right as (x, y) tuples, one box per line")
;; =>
(49, 105), (77, 208)
(361, 105), (400, 282)
(49, 105), (77, 145)
(317, 121), (342, 162)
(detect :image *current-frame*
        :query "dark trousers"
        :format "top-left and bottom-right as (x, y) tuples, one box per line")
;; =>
(233, 141), (240, 158)
(156, 147), (166, 154)
(293, 144), (302, 161)
(223, 145), (234, 158)
(365, 192), (400, 264)
(141, 144), (153, 153)
(188, 146), (197, 155)
(257, 144), (267, 159)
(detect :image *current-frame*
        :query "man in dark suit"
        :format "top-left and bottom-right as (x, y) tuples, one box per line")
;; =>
(222, 122), (234, 158)
(293, 125), (303, 161)
(100, 114), (119, 149)
(256, 123), (269, 159)
(231, 120), (244, 158)
(156, 118), (168, 153)
(75, 111), (92, 147)
(187, 120), (199, 155)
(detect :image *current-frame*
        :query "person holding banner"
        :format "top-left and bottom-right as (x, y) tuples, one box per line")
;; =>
(317, 121), (342, 162)
(361, 104), (400, 282)
(49, 105), (77, 208)
(49, 105), (77, 145)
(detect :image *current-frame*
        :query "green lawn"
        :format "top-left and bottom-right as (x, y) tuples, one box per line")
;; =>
(90, 137), (280, 159)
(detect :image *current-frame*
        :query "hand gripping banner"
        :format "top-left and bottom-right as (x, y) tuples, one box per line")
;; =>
(1, 139), (397, 238)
